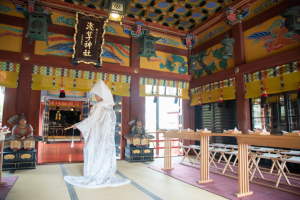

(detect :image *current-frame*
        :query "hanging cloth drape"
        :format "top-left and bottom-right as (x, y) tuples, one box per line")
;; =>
(31, 66), (131, 97)
(0, 61), (20, 88)
(245, 61), (300, 99)
(139, 77), (189, 100)
(190, 77), (236, 106)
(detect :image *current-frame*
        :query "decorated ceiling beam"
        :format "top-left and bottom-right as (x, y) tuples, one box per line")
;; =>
(189, 0), (256, 36)
(8, 0), (187, 37)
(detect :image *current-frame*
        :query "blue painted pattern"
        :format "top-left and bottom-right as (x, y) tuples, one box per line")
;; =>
(157, 2), (169, 8)
(0, 3), (13, 13)
(206, 2), (217, 8)
(138, 0), (149, 3)
(165, 17), (175, 22)
(180, 21), (189, 26)
(189, 0), (199, 2)
(53, 16), (76, 27)
(148, 12), (158, 18)
(192, 12), (202, 18)
(129, 7), (140, 13)
(176, 7), (187, 13)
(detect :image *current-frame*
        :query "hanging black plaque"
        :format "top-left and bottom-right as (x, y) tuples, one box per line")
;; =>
(72, 12), (106, 68)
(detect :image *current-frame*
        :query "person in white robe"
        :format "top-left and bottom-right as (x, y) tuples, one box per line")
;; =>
(64, 79), (131, 189)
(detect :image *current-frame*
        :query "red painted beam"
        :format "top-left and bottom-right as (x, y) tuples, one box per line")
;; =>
(105, 34), (130, 46)
(191, 30), (233, 55)
(190, 47), (300, 88)
(0, 13), (24, 27)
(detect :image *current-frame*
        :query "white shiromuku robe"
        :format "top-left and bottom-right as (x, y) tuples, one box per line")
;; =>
(64, 80), (131, 189)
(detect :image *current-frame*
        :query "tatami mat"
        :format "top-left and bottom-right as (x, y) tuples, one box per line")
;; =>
(2, 156), (227, 200)
(5, 164), (70, 200)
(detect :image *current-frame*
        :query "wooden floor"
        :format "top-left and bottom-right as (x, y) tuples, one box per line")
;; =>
(37, 142), (85, 164)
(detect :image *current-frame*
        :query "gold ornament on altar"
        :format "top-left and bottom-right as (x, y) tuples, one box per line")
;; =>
(21, 154), (32, 159)
(144, 149), (151, 153)
(4, 154), (15, 160)
(133, 149), (140, 154)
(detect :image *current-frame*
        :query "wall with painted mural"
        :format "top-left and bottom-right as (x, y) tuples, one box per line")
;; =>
(34, 34), (130, 66)
(0, 24), (23, 52)
(0, 1), (24, 18)
(192, 43), (235, 79)
(151, 32), (187, 50)
(244, 0), (284, 21)
(102, 42), (130, 66)
(35, 33), (74, 57)
(244, 15), (300, 63)
(140, 51), (188, 74)
(194, 21), (228, 48)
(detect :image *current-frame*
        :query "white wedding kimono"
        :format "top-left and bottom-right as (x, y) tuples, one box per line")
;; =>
(64, 80), (131, 189)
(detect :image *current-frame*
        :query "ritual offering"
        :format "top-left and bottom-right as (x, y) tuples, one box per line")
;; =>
(283, 130), (300, 137)
(2, 113), (43, 170)
(124, 118), (154, 162)
(197, 128), (211, 133)
(224, 127), (242, 134)
(249, 128), (270, 135)
(168, 129), (179, 132)
(181, 128), (194, 133)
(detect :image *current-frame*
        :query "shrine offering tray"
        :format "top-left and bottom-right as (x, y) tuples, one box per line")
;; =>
(224, 131), (242, 134)
(180, 130), (193, 133)
(197, 131), (211, 133)
(284, 133), (300, 137)
(249, 132), (270, 135)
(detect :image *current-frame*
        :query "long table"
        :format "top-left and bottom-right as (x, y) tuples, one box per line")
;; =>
(161, 131), (300, 198)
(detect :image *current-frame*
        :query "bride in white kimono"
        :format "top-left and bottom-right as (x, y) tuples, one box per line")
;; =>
(64, 79), (131, 189)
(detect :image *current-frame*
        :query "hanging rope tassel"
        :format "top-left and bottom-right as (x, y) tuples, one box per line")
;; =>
(218, 84), (223, 108)
(152, 85), (158, 103)
(198, 88), (202, 106)
(260, 75), (268, 108)
(71, 127), (74, 148)
(59, 69), (66, 98)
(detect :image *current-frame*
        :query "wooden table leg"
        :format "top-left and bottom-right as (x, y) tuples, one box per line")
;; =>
(236, 143), (253, 198)
(198, 135), (212, 184)
(0, 140), (6, 185)
(162, 136), (174, 170)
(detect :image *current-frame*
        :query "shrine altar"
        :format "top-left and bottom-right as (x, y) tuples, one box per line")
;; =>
(0, 131), (10, 185)
(160, 131), (300, 198)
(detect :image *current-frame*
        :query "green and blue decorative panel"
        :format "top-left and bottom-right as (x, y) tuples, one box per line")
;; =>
(133, 0), (153, 7)
(161, 16), (178, 25)
(126, 6), (144, 16)
(202, 2), (222, 13)
(172, 6), (190, 17)
(191, 11), (206, 22)
(178, 21), (193, 29)
(144, 11), (162, 21)
(153, 1), (173, 12)
(184, 0), (204, 7)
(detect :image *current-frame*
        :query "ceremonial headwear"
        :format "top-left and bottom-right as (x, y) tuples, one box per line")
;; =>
(90, 80), (114, 108)
(19, 113), (27, 121)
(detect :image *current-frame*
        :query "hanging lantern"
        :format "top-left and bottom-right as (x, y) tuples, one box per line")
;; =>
(56, 105), (59, 110)
(23, 0), (54, 45)
(106, 0), (130, 25)
(281, 5), (300, 36)
(188, 55), (198, 72)
(220, 35), (235, 60)
(218, 97), (223, 108)
(261, 90), (267, 108)
(59, 87), (66, 98)
(135, 28), (162, 61)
